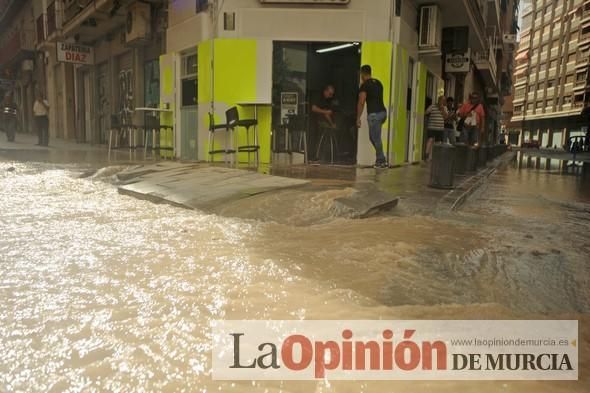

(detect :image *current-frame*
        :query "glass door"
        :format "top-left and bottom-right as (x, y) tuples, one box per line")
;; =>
(405, 57), (415, 162)
(180, 52), (198, 161)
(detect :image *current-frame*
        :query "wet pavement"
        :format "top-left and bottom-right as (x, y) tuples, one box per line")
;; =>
(1, 135), (590, 392)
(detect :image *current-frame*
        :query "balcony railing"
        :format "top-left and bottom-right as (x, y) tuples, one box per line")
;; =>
(47, 1), (57, 36)
(36, 14), (45, 44)
(63, 0), (93, 24)
(0, 0), (25, 25)
(473, 33), (499, 85)
(0, 29), (36, 64)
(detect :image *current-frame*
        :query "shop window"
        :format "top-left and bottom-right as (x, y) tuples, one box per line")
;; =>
(182, 54), (197, 78)
(144, 59), (160, 108)
(541, 44), (548, 54)
(181, 53), (197, 107)
(567, 53), (576, 63)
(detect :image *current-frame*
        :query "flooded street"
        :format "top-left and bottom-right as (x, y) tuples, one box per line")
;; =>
(1, 155), (589, 392)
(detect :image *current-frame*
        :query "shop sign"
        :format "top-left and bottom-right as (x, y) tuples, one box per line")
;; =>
(57, 42), (95, 65)
(445, 50), (470, 73)
(281, 92), (298, 121)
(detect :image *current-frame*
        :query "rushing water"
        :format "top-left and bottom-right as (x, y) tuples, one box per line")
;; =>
(0, 157), (589, 392)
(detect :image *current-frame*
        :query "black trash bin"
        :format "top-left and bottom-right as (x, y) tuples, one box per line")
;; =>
(478, 145), (488, 167)
(469, 147), (478, 172)
(429, 143), (456, 189)
(454, 143), (469, 175)
(489, 145), (497, 160)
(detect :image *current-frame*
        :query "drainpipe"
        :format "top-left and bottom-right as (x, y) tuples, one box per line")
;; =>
(209, 0), (222, 119)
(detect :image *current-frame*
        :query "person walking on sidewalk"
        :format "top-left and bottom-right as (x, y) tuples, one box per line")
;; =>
(33, 92), (50, 147)
(2, 93), (17, 142)
(357, 65), (388, 168)
(425, 96), (453, 160)
(457, 92), (485, 146)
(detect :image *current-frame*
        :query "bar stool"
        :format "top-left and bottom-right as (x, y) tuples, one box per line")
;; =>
(126, 124), (140, 151)
(208, 112), (236, 164)
(226, 106), (259, 167)
(274, 114), (308, 164)
(108, 114), (121, 154)
(316, 122), (339, 164)
(144, 115), (161, 156)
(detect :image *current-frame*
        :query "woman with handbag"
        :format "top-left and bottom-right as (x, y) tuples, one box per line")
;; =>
(457, 92), (486, 146)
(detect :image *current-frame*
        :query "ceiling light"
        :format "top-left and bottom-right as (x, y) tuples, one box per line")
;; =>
(316, 42), (359, 54)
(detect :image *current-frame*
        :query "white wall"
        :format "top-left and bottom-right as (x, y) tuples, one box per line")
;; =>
(218, 0), (391, 42)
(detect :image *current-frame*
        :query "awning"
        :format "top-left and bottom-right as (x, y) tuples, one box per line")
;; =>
(514, 67), (527, 77)
(568, 6), (582, 17)
(515, 50), (529, 61)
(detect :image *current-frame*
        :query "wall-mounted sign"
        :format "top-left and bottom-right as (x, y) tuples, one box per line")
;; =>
(56, 42), (94, 65)
(280, 92), (298, 122)
(445, 50), (470, 73)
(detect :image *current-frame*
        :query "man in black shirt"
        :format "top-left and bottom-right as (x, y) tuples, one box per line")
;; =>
(357, 65), (388, 168)
(312, 85), (336, 128)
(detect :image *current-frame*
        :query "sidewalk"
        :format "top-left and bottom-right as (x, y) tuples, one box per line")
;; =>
(117, 162), (311, 211)
(0, 131), (153, 166)
(517, 147), (590, 163)
(1, 131), (514, 218)
(115, 152), (515, 219)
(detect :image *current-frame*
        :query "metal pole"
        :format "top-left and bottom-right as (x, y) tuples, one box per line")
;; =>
(386, 0), (398, 166)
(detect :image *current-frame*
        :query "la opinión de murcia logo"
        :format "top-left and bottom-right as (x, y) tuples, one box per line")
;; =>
(229, 329), (574, 379)
(212, 321), (578, 381)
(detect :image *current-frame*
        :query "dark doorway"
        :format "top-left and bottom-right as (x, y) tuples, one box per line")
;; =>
(272, 41), (362, 165)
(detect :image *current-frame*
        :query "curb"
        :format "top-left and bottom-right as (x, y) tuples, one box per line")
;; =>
(438, 151), (516, 212)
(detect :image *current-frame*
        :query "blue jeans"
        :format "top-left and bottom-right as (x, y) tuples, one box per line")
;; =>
(461, 126), (479, 146)
(368, 111), (387, 163)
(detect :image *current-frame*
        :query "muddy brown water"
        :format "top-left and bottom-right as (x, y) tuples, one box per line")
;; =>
(0, 156), (589, 392)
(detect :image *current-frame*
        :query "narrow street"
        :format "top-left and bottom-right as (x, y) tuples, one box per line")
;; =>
(1, 0), (589, 390)
(1, 145), (589, 392)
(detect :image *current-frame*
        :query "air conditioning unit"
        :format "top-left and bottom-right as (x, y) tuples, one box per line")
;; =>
(418, 5), (442, 55)
(126, 2), (151, 46)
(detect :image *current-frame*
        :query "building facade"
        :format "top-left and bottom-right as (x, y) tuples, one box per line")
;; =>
(1, 0), (167, 144)
(1, 0), (517, 167)
(0, 0), (37, 135)
(511, 0), (589, 148)
(162, 0), (518, 166)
